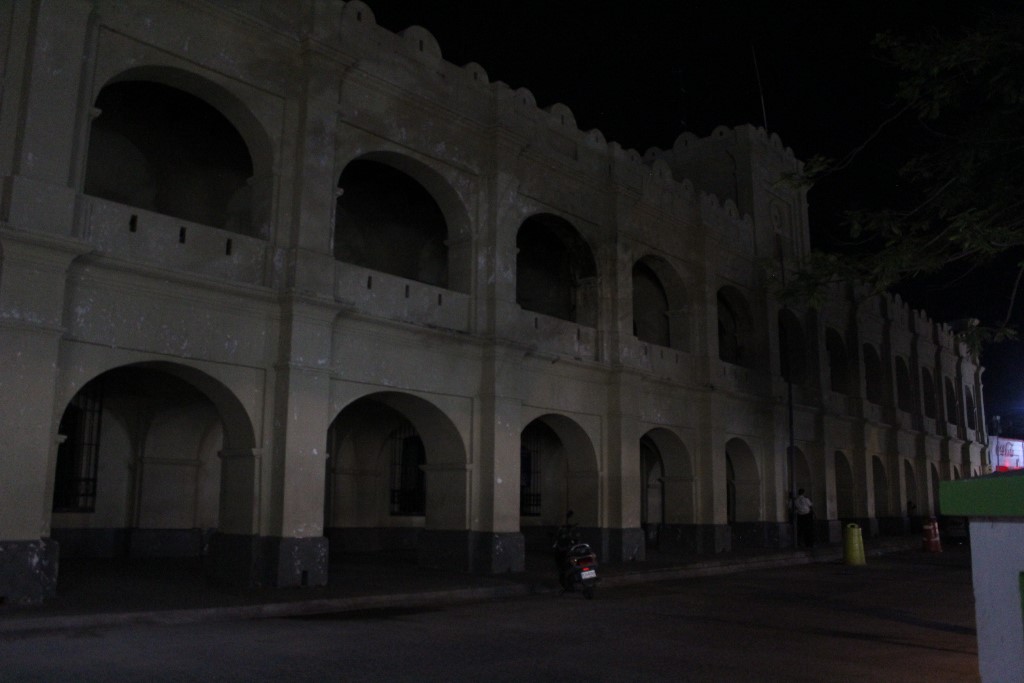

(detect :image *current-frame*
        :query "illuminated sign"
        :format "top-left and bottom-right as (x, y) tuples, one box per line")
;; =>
(993, 438), (1024, 472)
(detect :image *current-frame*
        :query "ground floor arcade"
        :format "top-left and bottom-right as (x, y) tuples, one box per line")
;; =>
(0, 352), (981, 605)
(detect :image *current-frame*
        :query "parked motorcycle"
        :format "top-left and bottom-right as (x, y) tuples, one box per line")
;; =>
(552, 511), (598, 599)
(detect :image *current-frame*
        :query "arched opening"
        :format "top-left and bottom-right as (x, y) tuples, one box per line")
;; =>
(895, 357), (914, 413)
(631, 256), (689, 351)
(85, 81), (256, 234)
(863, 344), (883, 405)
(50, 363), (255, 567)
(639, 435), (665, 547)
(825, 328), (850, 394)
(632, 261), (670, 347)
(717, 286), (755, 367)
(324, 392), (467, 563)
(945, 378), (959, 425)
(334, 158), (450, 288)
(518, 414), (599, 551)
(834, 451), (856, 519)
(872, 456), (889, 519)
(964, 388), (977, 430)
(921, 368), (937, 418)
(777, 309), (806, 384)
(639, 428), (695, 553)
(516, 214), (598, 325)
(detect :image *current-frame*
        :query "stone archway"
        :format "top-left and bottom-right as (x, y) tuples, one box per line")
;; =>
(717, 286), (755, 368)
(50, 363), (255, 561)
(335, 156), (461, 291)
(518, 413), (600, 554)
(632, 256), (690, 351)
(516, 214), (599, 326)
(84, 69), (273, 238)
(324, 391), (469, 570)
(640, 428), (697, 553)
(640, 435), (665, 546)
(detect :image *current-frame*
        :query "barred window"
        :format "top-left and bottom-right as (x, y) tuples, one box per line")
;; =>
(520, 439), (542, 517)
(53, 380), (104, 512)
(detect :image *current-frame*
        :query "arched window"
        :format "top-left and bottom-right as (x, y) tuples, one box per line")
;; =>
(825, 328), (849, 394)
(895, 357), (914, 412)
(862, 344), (883, 405)
(945, 378), (959, 425)
(964, 388), (977, 430)
(85, 81), (255, 234)
(516, 214), (598, 325)
(335, 159), (449, 288)
(717, 286), (754, 367)
(921, 368), (937, 418)
(632, 261), (670, 347)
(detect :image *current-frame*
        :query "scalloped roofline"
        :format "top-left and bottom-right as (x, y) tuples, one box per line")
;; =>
(331, 2), (798, 200)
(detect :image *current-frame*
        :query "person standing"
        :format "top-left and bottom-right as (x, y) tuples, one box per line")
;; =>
(793, 488), (814, 548)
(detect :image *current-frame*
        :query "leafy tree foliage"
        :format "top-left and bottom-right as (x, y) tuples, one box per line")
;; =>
(787, 7), (1024, 350)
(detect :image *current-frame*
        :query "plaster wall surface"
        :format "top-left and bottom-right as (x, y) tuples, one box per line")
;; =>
(0, 0), (989, 601)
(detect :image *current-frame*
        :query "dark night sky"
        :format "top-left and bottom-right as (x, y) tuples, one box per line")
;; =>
(364, 1), (1023, 423)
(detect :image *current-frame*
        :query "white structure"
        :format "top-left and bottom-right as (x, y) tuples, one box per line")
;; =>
(0, 0), (986, 604)
(941, 472), (1024, 682)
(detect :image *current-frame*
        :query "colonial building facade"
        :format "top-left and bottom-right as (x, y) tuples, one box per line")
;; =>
(0, 0), (986, 604)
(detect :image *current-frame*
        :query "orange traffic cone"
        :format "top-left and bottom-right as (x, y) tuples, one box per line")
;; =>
(922, 517), (942, 553)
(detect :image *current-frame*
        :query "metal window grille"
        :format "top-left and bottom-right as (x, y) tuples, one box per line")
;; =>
(520, 440), (542, 517)
(53, 380), (104, 512)
(389, 427), (425, 516)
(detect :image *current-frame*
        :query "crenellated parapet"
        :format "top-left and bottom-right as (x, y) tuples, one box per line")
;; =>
(699, 192), (754, 255)
(256, 0), (799, 247)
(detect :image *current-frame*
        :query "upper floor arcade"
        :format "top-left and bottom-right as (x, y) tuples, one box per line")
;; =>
(0, 0), (982, 436)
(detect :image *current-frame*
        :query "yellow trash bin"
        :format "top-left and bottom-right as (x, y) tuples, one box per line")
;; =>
(843, 523), (865, 566)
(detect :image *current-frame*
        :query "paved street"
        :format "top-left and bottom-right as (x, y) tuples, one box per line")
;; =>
(1, 547), (977, 682)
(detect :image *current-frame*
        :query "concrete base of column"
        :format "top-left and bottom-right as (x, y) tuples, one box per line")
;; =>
(273, 536), (329, 587)
(323, 527), (420, 556)
(826, 519), (844, 544)
(598, 527), (645, 562)
(847, 517), (880, 538)
(206, 533), (328, 588)
(51, 527), (127, 558)
(51, 527), (214, 558)
(656, 524), (735, 555)
(418, 529), (525, 574)
(0, 538), (59, 605)
(730, 522), (792, 550)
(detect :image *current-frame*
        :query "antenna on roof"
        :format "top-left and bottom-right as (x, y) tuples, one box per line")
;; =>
(751, 44), (769, 131)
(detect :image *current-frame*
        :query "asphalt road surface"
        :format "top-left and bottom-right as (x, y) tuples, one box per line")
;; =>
(1, 548), (977, 682)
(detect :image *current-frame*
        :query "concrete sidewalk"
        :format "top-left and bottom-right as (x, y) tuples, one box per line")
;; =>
(0, 537), (925, 635)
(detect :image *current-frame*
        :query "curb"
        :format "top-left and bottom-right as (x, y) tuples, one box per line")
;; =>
(0, 584), (534, 636)
(0, 542), (919, 636)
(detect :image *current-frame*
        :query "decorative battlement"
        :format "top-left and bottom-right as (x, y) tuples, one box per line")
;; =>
(700, 192), (754, 253)
(272, 0), (797, 238)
